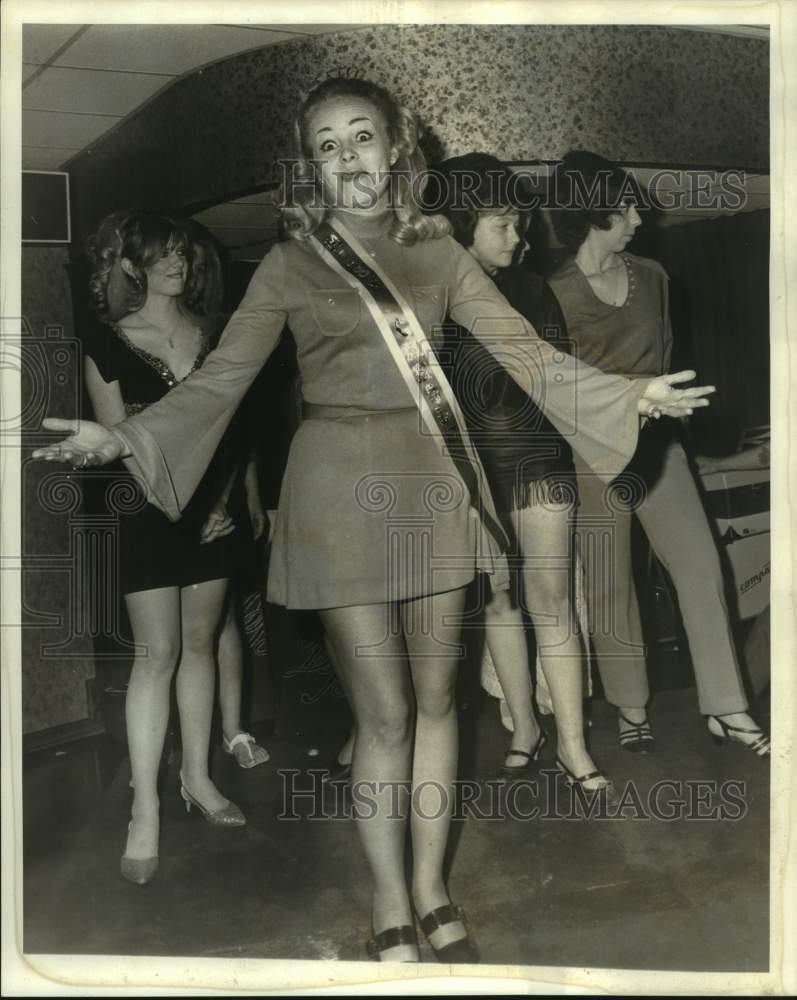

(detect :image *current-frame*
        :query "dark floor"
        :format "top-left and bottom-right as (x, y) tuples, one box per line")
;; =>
(22, 682), (770, 971)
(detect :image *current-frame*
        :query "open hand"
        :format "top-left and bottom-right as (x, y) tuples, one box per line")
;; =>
(639, 371), (716, 420)
(32, 418), (124, 467)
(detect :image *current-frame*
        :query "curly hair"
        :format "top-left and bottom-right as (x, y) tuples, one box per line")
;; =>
(422, 152), (530, 249)
(180, 218), (225, 319)
(548, 150), (644, 255)
(281, 76), (450, 246)
(87, 210), (189, 320)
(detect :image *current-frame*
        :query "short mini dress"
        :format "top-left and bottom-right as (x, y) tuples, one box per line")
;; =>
(444, 266), (575, 513)
(81, 317), (247, 595)
(111, 209), (648, 611)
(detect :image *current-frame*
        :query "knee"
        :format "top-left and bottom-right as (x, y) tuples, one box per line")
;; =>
(136, 635), (179, 674)
(415, 682), (456, 721)
(358, 701), (414, 751)
(525, 573), (571, 616)
(181, 620), (217, 656)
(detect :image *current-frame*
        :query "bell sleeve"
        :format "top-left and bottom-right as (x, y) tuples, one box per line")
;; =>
(444, 240), (649, 481)
(112, 243), (289, 521)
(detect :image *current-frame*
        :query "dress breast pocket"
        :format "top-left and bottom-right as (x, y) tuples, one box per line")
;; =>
(308, 288), (362, 337)
(410, 285), (447, 334)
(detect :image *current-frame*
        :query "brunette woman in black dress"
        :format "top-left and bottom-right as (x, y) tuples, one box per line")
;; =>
(429, 153), (611, 790)
(82, 211), (246, 885)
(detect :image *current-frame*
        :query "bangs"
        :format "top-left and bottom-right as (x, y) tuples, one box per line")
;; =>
(133, 214), (189, 268)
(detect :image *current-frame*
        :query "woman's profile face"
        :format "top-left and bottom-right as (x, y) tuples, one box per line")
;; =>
(602, 204), (642, 252)
(467, 209), (522, 275)
(144, 240), (188, 298)
(307, 96), (397, 212)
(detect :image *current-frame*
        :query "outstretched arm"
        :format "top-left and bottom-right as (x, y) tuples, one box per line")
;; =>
(445, 243), (712, 481)
(35, 245), (291, 519)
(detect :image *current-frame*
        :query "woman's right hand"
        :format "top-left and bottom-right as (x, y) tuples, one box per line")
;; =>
(32, 418), (126, 467)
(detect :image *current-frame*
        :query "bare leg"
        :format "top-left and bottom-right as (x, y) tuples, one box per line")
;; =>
(513, 501), (609, 787)
(482, 586), (540, 764)
(176, 577), (232, 811)
(217, 594), (269, 765)
(123, 587), (181, 861)
(323, 631), (356, 765)
(217, 595), (244, 741)
(405, 586), (470, 951)
(320, 603), (417, 962)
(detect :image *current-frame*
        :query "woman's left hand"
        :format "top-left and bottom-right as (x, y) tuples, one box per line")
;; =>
(639, 370), (716, 419)
(200, 501), (235, 544)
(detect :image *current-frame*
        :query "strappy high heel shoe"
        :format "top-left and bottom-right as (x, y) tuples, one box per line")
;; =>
(707, 715), (770, 757)
(556, 756), (618, 805)
(416, 904), (480, 964)
(180, 781), (246, 827)
(365, 924), (419, 962)
(120, 821), (159, 885)
(223, 731), (270, 769)
(618, 710), (655, 754)
(500, 729), (548, 777)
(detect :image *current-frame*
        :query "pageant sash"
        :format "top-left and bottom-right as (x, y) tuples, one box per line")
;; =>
(309, 217), (510, 582)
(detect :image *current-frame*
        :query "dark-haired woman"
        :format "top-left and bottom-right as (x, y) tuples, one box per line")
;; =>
(81, 211), (247, 886)
(430, 152), (611, 791)
(547, 150), (769, 758)
(37, 80), (713, 961)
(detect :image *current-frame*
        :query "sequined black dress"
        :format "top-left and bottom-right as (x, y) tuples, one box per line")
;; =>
(81, 320), (246, 595)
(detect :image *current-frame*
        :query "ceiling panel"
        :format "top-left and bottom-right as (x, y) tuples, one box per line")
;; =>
(53, 24), (297, 75)
(23, 109), (119, 149)
(193, 202), (279, 228)
(23, 66), (170, 117)
(229, 191), (282, 204)
(22, 23), (86, 64)
(22, 146), (81, 170)
(261, 24), (366, 35)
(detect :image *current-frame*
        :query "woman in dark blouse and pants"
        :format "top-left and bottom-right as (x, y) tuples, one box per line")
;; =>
(547, 150), (769, 757)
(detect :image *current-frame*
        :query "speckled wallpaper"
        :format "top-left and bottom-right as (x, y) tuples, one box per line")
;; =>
(68, 24), (768, 237)
(21, 246), (95, 733)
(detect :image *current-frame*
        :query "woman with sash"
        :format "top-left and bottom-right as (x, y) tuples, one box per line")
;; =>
(36, 78), (714, 963)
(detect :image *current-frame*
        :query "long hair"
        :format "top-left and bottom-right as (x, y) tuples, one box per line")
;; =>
(548, 150), (644, 255)
(87, 210), (189, 320)
(281, 76), (450, 246)
(180, 218), (225, 320)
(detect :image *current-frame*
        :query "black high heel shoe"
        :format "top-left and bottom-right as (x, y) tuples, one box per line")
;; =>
(556, 756), (618, 806)
(365, 924), (419, 962)
(618, 710), (655, 754)
(500, 729), (548, 777)
(707, 715), (770, 756)
(416, 904), (480, 964)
